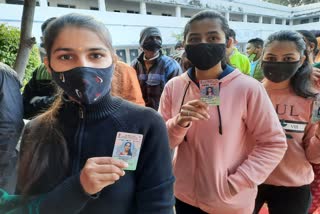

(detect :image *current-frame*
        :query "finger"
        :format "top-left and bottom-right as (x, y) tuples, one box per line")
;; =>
(94, 164), (126, 176)
(182, 106), (210, 119)
(89, 157), (128, 168)
(95, 172), (122, 182)
(186, 100), (209, 109)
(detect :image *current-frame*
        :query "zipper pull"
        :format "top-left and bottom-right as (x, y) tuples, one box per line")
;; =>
(79, 107), (84, 119)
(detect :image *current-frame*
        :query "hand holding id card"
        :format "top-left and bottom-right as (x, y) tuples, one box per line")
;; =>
(112, 132), (143, 171)
(199, 79), (220, 106)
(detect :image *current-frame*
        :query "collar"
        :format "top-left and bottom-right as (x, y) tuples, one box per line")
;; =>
(137, 50), (163, 64)
(61, 93), (123, 121)
(187, 64), (235, 87)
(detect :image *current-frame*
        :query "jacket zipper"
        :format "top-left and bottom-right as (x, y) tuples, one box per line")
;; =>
(72, 106), (85, 174)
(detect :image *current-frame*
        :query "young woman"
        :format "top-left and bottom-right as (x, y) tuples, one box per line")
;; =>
(158, 10), (287, 214)
(253, 30), (320, 214)
(15, 13), (174, 214)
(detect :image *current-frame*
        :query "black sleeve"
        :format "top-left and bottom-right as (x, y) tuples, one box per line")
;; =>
(22, 67), (56, 119)
(135, 110), (175, 214)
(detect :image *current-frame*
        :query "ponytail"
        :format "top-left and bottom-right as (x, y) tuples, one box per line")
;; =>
(17, 95), (69, 195)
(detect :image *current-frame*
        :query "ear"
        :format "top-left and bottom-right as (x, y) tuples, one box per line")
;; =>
(226, 38), (232, 49)
(43, 57), (52, 74)
(310, 43), (315, 52)
(299, 55), (306, 66)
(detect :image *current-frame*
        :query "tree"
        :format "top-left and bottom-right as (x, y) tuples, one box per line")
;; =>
(14, 0), (37, 82)
(0, 24), (40, 86)
(263, 0), (320, 6)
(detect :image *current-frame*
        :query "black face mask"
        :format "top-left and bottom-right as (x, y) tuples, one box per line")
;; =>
(51, 65), (113, 105)
(142, 40), (162, 52)
(185, 43), (226, 70)
(262, 61), (301, 83)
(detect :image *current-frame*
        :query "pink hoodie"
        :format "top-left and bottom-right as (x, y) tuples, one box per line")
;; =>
(264, 87), (320, 186)
(159, 69), (287, 214)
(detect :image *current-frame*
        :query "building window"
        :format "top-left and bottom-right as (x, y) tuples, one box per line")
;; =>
(114, 10), (121, 12)
(57, 4), (76, 9)
(247, 15), (259, 23)
(127, 10), (139, 14)
(90, 7), (99, 10)
(263, 17), (272, 24)
(276, 18), (282, 24)
(162, 13), (172, 16)
(6, 0), (23, 4)
(184, 15), (191, 18)
(147, 11), (152, 15)
(286, 20), (290, 25)
(313, 17), (319, 22)
(300, 19), (309, 24)
(129, 49), (139, 62)
(116, 49), (127, 63)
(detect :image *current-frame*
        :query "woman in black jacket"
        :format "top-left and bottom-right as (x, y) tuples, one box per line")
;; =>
(16, 13), (174, 214)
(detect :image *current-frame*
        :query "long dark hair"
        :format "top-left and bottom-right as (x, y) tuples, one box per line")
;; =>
(264, 30), (316, 98)
(183, 10), (230, 68)
(17, 13), (114, 195)
(124, 142), (132, 156)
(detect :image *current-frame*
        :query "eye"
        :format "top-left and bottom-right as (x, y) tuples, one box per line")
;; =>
(90, 53), (103, 59)
(264, 57), (277, 62)
(59, 55), (73, 60)
(208, 36), (216, 42)
(283, 57), (296, 62)
(188, 37), (200, 43)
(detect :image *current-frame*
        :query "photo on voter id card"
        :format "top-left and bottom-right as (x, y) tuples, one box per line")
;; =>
(112, 132), (143, 171)
(199, 79), (220, 106)
(312, 100), (320, 123)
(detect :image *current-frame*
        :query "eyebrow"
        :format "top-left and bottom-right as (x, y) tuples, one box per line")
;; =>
(188, 31), (220, 37)
(266, 53), (296, 56)
(53, 47), (108, 53)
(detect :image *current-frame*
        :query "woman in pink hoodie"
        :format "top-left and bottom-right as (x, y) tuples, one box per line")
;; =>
(158, 10), (287, 214)
(253, 31), (320, 214)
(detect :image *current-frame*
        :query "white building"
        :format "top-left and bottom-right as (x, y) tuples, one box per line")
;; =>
(0, 0), (319, 63)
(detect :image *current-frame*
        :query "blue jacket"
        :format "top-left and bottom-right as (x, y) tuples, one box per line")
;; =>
(0, 63), (24, 193)
(131, 51), (182, 110)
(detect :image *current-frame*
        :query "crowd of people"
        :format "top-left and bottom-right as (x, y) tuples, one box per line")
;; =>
(0, 9), (320, 214)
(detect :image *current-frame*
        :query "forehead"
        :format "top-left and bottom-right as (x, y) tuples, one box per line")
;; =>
(264, 41), (300, 54)
(187, 18), (225, 36)
(246, 43), (255, 48)
(52, 27), (108, 50)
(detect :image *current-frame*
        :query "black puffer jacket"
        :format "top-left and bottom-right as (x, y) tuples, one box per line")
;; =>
(0, 63), (24, 193)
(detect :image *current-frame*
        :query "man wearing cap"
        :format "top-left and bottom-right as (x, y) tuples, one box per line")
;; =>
(131, 27), (182, 110)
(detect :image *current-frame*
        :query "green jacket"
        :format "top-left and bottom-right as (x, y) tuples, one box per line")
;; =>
(248, 54), (264, 81)
(0, 189), (41, 214)
(229, 48), (251, 75)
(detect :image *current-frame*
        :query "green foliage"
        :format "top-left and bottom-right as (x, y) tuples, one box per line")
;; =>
(263, 0), (320, 6)
(0, 24), (40, 85)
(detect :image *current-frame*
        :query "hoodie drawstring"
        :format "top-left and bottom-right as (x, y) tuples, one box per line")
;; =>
(179, 81), (192, 112)
(217, 82), (223, 135)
